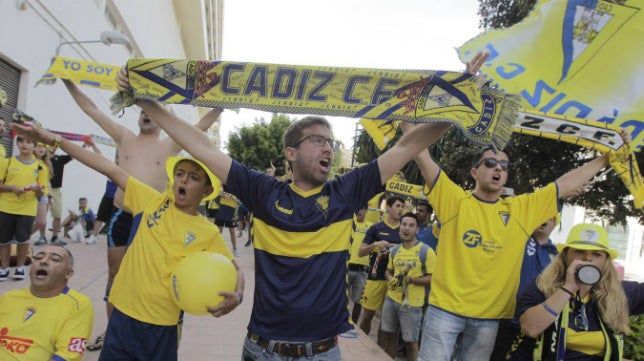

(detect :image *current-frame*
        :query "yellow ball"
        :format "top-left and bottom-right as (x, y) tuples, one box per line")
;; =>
(170, 251), (237, 315)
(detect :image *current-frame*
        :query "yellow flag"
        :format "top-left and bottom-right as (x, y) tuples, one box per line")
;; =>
(458, 0), (644, 151)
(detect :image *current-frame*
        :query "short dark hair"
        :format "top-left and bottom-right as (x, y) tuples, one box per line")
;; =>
(386, 195), (405, 207)
(282, 116), (332, 149)
(401, 212), (418, 225)
(416, 201), (432, 213)
(79, 197), (87, 202)
(471, 146), (510, 168)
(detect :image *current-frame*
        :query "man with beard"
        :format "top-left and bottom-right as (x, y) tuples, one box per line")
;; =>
(358, 196), (404, 338)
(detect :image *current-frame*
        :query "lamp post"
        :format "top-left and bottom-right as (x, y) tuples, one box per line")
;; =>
(55, 31), (131, 56)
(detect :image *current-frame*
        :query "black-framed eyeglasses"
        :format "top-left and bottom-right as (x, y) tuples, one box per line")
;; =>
(475, 157), (509, 171)
(572, 299), (588, 331)
(294, 134), (340, 150)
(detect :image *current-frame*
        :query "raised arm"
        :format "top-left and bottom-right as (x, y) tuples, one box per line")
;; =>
(163, 107), (223, 155)
(557, 129), (629, 198)
(62, 79), (130, 143)
(116, 67), (232, 183)
(377, 122), (451, 185)
(11, 124), (129, 191)
(376, 53), (491, 186)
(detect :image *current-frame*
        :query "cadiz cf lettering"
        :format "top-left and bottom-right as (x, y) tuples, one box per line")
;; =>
(462, 230), (482, 248)
(0, 327), (33, 354)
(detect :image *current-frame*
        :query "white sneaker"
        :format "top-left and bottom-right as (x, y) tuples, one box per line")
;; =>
(86, 235), (97, 244)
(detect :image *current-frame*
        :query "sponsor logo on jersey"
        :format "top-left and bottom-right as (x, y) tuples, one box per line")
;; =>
(526, 238), (537, 256)
(0, 327), (34, 354)
(462, 230), (482, 248)
(274, 200), (293, 215)
(68, 337), (87, 353)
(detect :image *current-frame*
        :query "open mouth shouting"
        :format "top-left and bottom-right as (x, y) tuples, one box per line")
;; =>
(34, 268), (49, 280)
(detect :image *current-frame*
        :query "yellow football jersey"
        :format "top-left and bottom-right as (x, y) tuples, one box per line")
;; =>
(427, 172), (558, 319)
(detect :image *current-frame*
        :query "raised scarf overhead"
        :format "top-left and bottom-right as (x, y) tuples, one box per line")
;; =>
(105, 58), (518, 150)
(362, 112), (644, 208)
(37, 57), (642, 206)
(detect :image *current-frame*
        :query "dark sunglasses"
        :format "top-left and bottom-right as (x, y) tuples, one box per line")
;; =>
(572, 299), (588, 331)
(475, 157), (509, 171)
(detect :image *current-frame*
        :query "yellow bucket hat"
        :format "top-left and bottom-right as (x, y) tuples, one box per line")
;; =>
(165, 156), (220, 201)
(557, 223), (618, 259)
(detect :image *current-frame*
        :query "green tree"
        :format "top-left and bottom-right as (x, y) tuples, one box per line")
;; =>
(226, 114), (291, 175)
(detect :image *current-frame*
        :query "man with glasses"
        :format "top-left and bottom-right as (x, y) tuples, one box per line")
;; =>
(407, 137), (630, 361)
(117, 63), (456, 360)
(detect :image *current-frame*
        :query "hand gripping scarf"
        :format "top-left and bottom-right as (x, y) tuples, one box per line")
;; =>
(106, 58), (519, 150)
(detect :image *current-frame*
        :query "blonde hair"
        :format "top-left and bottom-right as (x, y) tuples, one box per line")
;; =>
(536, 249), (631, 334)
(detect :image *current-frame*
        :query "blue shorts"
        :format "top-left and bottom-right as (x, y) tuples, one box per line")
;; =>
(107, 207), (133, 248)
(99, 308), (181, 361)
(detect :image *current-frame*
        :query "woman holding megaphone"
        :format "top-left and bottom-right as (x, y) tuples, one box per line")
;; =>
(507, 223), (644, 361)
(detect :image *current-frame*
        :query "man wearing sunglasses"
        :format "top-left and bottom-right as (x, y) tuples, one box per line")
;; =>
(408, 129), (631, 361)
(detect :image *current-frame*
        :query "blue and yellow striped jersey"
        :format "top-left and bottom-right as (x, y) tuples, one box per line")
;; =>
(225, 160), (383, 341)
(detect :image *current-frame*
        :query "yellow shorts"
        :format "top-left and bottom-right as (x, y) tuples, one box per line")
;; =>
(360, 280), (387, 311)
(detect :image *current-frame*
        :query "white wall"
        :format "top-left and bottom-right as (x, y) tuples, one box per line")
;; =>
(0, 0), (199, 221)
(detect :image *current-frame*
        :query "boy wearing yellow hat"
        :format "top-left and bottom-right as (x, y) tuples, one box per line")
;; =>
(11, 123), (245, 361)
(508, 223), (644, 361)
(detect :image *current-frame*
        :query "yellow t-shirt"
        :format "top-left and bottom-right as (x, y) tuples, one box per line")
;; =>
(427, 171), (558, 319)
(109, 177), (233, 326)
(348, 220), (373, 266)
(386, 242), (436, 307)
(364, 192), (384, 224)
(0, 157), (50, 216)
(0, 287), (93, 361)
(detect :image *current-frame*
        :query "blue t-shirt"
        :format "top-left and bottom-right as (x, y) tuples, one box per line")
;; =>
(224, 159), (383, 341)
(417, 221), (440, 251)
(512, 237), (558, 321)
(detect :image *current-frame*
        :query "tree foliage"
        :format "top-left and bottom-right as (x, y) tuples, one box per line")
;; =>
(352, 0), (644, 225)
(226, 114), (291, 176)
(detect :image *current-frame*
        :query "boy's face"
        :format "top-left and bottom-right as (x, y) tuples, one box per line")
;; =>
(17, 136), (35, 155)
(172, 160), (213, 210)
(79, 199), (87, 208)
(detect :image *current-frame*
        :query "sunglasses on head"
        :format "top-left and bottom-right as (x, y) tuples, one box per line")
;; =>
(475, 157), (509, 171)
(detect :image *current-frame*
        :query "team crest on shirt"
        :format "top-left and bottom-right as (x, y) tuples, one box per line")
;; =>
(316, 195), (330, 217)
(184, 232), (196, 247)
(498, 211), (510, 226)
(24, 308), (35, 322)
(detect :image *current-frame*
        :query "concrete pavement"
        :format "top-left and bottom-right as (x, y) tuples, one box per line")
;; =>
(1, 230), (394, 361)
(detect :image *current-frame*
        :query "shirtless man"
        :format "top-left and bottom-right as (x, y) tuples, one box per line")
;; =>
(62, 79), (220, 350)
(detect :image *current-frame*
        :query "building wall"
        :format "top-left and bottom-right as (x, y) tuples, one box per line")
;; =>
(552, 205), (644, 281)
(0, 0), (208, 219)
